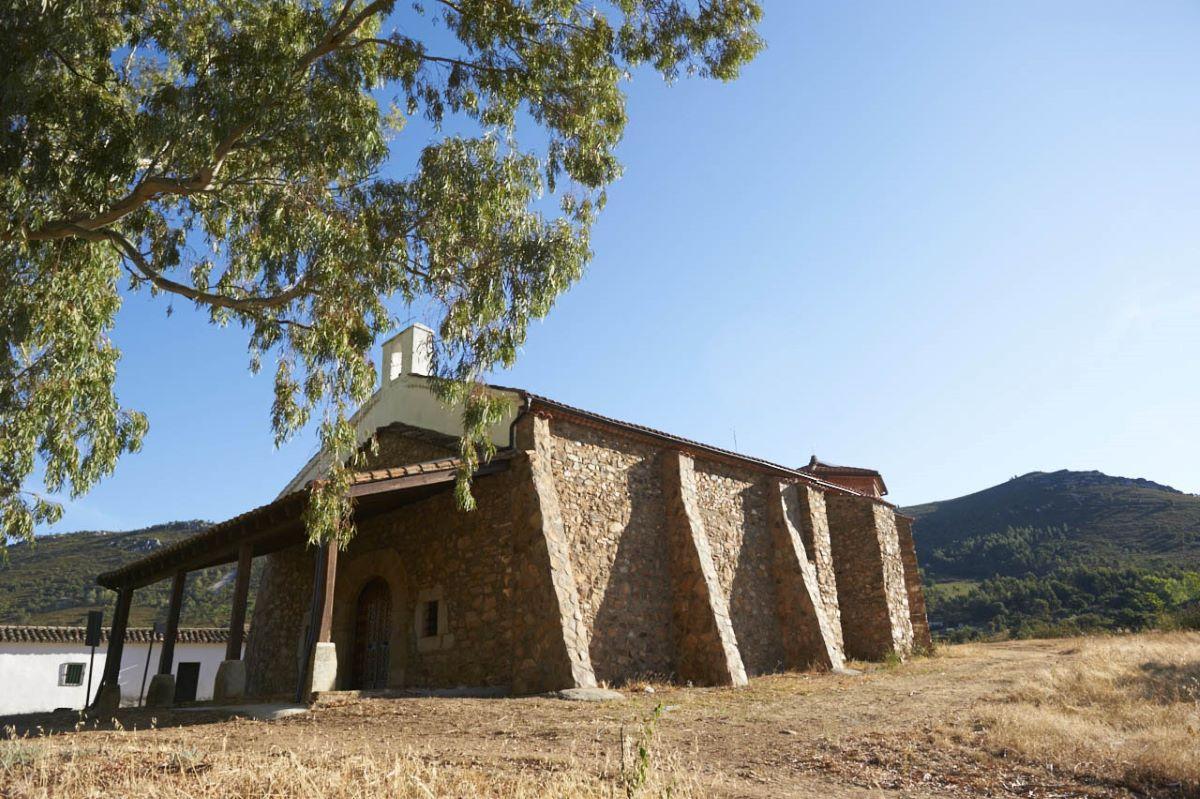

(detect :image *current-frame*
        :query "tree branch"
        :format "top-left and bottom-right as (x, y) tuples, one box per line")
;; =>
(5, 0), (394, 245)
(95, 228), (315, 313)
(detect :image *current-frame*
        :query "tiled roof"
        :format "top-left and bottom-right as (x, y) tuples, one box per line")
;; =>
(0, 626), (231, 645)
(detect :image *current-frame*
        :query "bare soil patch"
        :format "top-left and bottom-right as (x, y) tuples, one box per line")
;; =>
(4, 634), (1198, 797)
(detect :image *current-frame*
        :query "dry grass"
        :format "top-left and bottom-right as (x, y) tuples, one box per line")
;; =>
(5, 635), (1197, 798)
(0, 744), (693, 798)
(981, 631), (1200, 794)
(0, 707), (696, 799)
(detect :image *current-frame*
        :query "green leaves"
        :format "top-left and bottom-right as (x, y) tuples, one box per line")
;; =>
(0, 0), (761, 551)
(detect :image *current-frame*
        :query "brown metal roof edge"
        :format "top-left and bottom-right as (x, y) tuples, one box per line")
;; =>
(509, 390), (894, 508)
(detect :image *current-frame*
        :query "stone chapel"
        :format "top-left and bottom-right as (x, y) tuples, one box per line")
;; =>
(94, 324), (931, 707)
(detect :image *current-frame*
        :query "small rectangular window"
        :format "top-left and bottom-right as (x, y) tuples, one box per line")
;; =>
(422, 600), (440, 638)
(60, 663), (85, 686)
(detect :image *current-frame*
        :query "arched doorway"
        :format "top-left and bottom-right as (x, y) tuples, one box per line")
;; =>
(352, 578), (391, 690)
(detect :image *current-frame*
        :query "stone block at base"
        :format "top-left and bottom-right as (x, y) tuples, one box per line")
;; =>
(145, 673), (176, 707)
(213, 659), (247, 703)
(306, 642), (338, 697)
(90, 683), (122, 718)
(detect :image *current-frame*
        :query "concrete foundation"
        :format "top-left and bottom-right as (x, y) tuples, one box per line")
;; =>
(90, 683), (122, 718)
(145, 673), (176, 708)
(306, 642), (339, 695)
(213, 659), (247, 703)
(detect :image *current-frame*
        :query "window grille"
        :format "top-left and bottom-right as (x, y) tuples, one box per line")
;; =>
(59, 663), (85, 686)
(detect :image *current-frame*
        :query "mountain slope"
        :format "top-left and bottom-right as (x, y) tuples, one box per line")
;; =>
(902, 470), (1200, 638)
(904, 470), (1200, 578)
(0, 521), (250, 627)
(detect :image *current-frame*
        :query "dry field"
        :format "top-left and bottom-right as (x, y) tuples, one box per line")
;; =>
(2, 632), (1198, 798)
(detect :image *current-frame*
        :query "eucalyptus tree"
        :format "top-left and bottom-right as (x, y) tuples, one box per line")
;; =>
(0, 0), (762, 548)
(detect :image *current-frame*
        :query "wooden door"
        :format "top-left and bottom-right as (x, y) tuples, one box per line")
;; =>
(352, 579), (391, 690)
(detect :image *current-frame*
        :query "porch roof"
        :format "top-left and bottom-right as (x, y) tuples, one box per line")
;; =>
(96, 454), (513, 591)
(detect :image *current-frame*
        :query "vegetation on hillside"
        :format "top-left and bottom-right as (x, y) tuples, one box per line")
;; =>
(906, 470), (1200, 641)
(925, 564), (1200, 641)
(0, 521), (255, 628)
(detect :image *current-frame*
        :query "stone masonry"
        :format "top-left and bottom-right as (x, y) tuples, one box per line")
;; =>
(768, 482), (844, 670)
(547, 418), (675, 684)
(661, 451), (748, 687)
(894, 515), (933, 652)
(825, 494), (915, 661)
(692, 462), (784, 676)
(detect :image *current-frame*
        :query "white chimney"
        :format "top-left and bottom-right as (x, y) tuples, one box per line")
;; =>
(381, 323), (434, 381)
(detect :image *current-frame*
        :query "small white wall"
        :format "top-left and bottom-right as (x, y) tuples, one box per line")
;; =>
(0, 640), (235, 716)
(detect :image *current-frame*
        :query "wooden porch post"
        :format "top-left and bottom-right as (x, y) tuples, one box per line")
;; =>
(316, 542), (337, 642)
(157, 571), (186, 675)
(213, 542), (253, 702)
(92, 586), (132, 712)
(226, 543), (253, 660)
(297, 542), (338, 701)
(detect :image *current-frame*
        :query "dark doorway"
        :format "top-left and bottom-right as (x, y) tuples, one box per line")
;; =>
(174, 662), (200, 703)
(352, 579), (391, 689)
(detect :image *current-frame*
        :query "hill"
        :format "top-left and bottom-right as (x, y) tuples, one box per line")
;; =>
(0, 521), (251, 628)
(903, 470), (1200, 639)
(904, 470), (1200, 577)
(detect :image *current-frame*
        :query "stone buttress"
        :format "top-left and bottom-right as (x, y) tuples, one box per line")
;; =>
(661, 451), (748, 686)
(784, 484), (844, 655)
(509, 415), (598, 693)
(894, 514), (933, 652)
(824, 494), (915, 660)
(767, 482), (845, 670)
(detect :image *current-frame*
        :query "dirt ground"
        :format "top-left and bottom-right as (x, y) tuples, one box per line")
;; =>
(1, 638), (1184, 798)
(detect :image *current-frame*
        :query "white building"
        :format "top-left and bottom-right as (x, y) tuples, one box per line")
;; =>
(0, 626), (233, 716)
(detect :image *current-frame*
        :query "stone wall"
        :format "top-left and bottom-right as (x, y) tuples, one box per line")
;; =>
(246, 472), (518, 695)
(894, 515), (933, 652)
(691, 460), (785, 676)
(358, 472), (516, 688)
(245, 545), (313, 697)
(359, 422), (458, 471)
(545, 417), (675, 685)
(825, 494), (915, 661)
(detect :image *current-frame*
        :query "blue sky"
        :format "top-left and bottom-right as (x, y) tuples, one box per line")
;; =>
(41, 1), (1200, 533)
